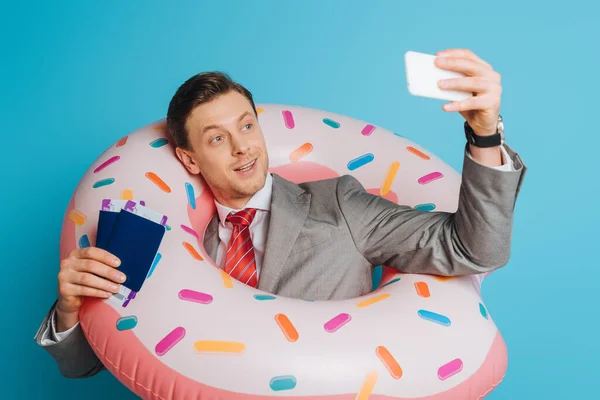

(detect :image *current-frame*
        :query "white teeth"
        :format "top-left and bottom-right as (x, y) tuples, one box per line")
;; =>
(236, 160), (255, 171)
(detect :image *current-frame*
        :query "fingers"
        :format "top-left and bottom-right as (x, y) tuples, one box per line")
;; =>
(71, 271), (122, 294)
(438, 77), (501, 95)
(58, 246), (126, 301)
(436, 48), (492, 68)
(442, 93), (500, 113)
(74, 258), (126, 283)
(63, 282), (114, 299)
(72, 246), (121, 268)
(434, 56), (491, 78)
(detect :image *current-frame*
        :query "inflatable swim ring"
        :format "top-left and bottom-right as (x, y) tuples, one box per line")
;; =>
(60, 104), (507, 399)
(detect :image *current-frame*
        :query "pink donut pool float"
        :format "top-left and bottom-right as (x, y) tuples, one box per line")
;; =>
(60, 104), (507, 399)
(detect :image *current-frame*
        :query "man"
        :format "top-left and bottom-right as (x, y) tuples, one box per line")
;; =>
(35, 48), (526, 379)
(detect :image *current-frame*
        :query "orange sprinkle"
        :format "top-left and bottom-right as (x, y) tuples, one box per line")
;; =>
(415, 281), (430, 298)
(68, 209), (87, 226)
(145, 172), (171, 193)
(182, 242), (203, 261)
(152, 123), (167, 131)
(289, 142), (313, 162)
(357, 293), (390, 308)
(121, 189), (133, 200)
(275, 314), (299, 342)
(433, 276), (455, 282)
(376, 346), (403, 379)
(257, 107), (264, 114)
(356, 371), (378, 400)
(220, 270), (233, 288)
(381, 161), (400, 197)
(115, 136), (128, 147)
(406, 146), (430, 160)
(193, 340), (245, 355)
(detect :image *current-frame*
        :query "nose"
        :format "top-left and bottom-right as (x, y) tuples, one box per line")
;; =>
(230, 133), (250, 154)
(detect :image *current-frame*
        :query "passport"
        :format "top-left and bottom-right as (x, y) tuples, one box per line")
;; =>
(95, 199), (167, 295)
(102, 209), (166, 292)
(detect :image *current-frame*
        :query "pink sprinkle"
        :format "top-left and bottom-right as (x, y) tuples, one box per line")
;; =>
(362, 124), (376, 136)
(418, 172), (444, 185)
(93, 156), (120, 173)
(438, 358), (463, 380)
(155, 327), (185, 356)
(178, 289), (213, 304)
(181, 224), (199, 239)
(282, 110), (295, 129)
(324, 313), (351, 333)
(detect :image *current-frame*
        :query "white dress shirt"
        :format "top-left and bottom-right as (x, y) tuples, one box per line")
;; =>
(213, 172), (273, 276)
(46, 145), (514, 343)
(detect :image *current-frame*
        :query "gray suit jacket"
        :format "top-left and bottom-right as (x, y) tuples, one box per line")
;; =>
(35, 144), (526, 379)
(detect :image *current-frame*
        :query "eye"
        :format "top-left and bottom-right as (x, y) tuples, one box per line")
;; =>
(210, 135), (223, 144)
(242, 123), (253, 131)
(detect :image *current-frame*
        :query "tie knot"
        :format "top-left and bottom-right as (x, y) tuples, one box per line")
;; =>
(226, 208), (257, 227)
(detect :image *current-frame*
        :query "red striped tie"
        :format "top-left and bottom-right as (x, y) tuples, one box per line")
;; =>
(224, 208), (258, 288)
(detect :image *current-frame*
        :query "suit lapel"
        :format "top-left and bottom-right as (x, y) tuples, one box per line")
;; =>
(259, 173), (311, 293)
(203, 214), (220, 263)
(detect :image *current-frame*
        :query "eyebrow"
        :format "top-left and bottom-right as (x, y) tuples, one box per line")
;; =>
(201, 111), (253, 136)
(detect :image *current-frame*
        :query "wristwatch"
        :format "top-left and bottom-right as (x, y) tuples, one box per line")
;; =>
(464, 115), (504, 148)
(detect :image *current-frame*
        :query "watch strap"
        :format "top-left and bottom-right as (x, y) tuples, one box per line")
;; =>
(464, 121), (502, 148)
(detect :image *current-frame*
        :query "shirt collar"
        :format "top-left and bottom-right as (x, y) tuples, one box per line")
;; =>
(214, 173), (273, 226)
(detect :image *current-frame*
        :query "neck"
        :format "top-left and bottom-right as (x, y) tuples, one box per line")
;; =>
(215, 195), (251, 210)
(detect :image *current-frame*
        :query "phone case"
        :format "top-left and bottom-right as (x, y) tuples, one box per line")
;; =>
(404, 50), (472, 102)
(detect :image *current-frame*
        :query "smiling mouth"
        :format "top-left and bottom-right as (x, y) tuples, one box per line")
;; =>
(234, 160), (256, 172)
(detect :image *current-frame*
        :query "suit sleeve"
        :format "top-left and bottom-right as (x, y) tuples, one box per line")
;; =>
(337, 143), (527, 275)
(34, 300), (105, 378)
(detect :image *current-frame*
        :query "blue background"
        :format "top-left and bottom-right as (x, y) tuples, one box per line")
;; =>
(2, 1), (598, 398)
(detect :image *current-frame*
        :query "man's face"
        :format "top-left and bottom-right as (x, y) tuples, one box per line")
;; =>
(176, 91), (269, 209)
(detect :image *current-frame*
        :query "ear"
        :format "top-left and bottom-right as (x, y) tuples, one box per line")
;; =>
(175, 147), (201, 175)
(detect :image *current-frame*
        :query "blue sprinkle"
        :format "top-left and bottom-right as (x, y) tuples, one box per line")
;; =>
(150, 138), (169, 148)
(479, 303), (488, 319)
(147, 253), (162, 278)
(93, 178), (115, 188)
(323, 118), (340, 128)
(79, 234), (90, 248)
(270, 375), (297, 391)
(372, 265), (383, 290)
(418, 309), (451, 326)
(116, 315), (138, 331)
(393, 132), (404, 137)
(380, 278), (401, 288)
(414, 203), (436, 212)
(253, 294), (276, 301)
(347, 153), (374, 170)
(185, 182), (196, 209)
(165, 224), (171, 231)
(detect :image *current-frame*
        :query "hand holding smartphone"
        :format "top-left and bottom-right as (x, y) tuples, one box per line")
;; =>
(404, 50), (473, 102)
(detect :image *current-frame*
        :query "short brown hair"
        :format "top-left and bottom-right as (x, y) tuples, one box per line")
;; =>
(166, 71), (257, 149)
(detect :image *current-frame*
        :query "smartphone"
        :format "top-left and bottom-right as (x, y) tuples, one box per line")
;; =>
(404, 50), (472, 102)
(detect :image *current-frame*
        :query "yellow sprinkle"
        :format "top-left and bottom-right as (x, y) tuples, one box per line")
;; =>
(121, 189), (133, 200)
(68, 209), (87, 226)
(433, 276), (456, 282)
(381, 161), (400, 196)
(221, 270), (233, 288)
(355, 371), (378, 400)
(193, 340), (245, 355)
(152, 123), (167, 131)
(357, 293), (390, 308)
(257, 107), (264, 114)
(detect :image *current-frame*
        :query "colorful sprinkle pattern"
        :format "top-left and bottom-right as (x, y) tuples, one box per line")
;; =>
(70, 108), (498, 398)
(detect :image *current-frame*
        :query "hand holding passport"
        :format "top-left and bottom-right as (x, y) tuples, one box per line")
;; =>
(96, 199), (167, 304)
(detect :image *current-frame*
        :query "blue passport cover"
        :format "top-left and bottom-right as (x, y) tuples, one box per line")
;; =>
(96, 210), (118, 249)
(103, 210), (166, 292)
